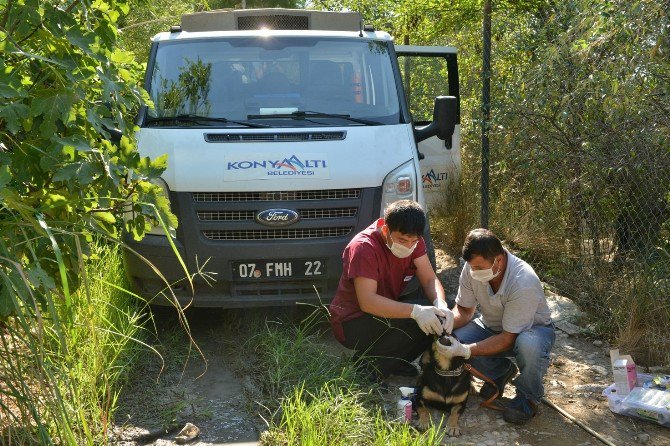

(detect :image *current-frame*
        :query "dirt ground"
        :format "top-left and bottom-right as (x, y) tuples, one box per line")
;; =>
(112, 249), (670, 446)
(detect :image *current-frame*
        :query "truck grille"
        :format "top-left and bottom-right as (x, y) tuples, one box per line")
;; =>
(198, 210), (256, 221)
(193, 189), (360, 202)
(299, 208), (357, 219)
(237, 15), (309, 31)
(192, 188), (363, 241)
(197, 208), (357, 221)
(203, 227), (352, 240)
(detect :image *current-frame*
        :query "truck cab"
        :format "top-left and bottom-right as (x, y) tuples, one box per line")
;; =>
(123, 8), (460, 307)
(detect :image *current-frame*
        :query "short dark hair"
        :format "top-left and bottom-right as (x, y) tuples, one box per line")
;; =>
(462, 228), (504, 262)
(384, 200), (426, 236)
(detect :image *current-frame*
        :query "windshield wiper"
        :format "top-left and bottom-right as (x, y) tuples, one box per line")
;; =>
(145, 114), (269, 128)
(247, 110), (383, 126)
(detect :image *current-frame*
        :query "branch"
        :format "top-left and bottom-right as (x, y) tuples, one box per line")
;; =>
(1, 0), (13, 29)
(119, 16), (174, 31)
(123, 181), (138, 201)
(65, 0), (81, 14)
(88, 207), (116, 213)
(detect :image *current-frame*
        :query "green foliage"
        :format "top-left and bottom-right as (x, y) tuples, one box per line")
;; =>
(0, 0), (177, 442)
(241, 306), (359, 407)
(0, 0), (175, 317)
(312, 0), (548, 45)
(120, 0), (205, 59)
(120, 0), (307, 60)
(260, 383), (444, 446)
(231, 307), (444, 445)
(57, 244), (146, 444)
(485, 0), (670, 363)
(0, 240), (148, 444)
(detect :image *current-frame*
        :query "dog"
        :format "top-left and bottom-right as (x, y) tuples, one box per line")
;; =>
(414, 332), (472, 437)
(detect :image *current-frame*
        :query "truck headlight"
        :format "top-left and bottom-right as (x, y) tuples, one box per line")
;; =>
(380, 160), (416, 215)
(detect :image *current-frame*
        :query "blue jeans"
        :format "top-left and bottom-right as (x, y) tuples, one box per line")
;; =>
(453, 317), (555, 402)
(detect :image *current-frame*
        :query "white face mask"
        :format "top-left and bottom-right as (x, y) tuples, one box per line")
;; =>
(470, 257), (500, 282)
(385, 227), (418, 259)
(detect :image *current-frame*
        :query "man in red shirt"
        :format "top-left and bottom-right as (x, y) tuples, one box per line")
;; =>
(330, 200), (453, 379)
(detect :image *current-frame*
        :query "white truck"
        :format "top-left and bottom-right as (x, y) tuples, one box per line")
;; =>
(123, 8), (461, 307)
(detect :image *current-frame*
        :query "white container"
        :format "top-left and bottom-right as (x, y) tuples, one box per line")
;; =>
(603, 373), (670, 427)
(613, 358), (637, 396)
(397, 387), (414, 422)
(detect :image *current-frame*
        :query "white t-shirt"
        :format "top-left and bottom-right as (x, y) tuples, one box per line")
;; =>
(455, 250), (552, 333)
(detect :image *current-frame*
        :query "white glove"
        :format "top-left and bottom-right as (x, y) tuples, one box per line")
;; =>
(439, 336), (471, 359)
(410, 304), (446, 335)
(433, 299), (454, 334)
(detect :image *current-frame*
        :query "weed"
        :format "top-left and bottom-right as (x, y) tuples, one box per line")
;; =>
(226, 305), (448, 444)
(259, 383), (443, 446)
(0, 241), (149, 444)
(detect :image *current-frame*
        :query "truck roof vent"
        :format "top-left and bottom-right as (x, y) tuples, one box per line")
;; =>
(204, 131), (346, 143)
(237, 14), (308, 30)
(181, 9), (361, 32)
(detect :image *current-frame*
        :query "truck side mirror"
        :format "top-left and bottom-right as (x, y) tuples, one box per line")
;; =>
(414, 96), (458, 143)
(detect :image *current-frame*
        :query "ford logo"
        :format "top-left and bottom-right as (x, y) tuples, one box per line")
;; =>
(256, 208), (300, 227)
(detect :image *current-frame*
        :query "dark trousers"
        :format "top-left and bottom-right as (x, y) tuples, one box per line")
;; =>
(340, 289), (432, 377)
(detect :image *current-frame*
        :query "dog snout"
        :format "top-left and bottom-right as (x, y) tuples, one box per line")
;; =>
(438, 336), (452, 346)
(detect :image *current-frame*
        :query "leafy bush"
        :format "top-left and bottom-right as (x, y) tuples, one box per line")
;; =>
(0, 0), (176, 442)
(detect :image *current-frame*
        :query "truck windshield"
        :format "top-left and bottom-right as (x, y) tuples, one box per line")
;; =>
(146, 37), (401, 127)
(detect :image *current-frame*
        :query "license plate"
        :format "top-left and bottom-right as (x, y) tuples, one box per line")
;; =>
(232, 259), (326, 279)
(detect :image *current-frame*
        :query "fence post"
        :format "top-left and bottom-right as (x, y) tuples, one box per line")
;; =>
(481, 0), (492, 229)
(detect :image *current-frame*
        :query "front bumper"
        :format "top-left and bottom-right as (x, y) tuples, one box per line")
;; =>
(123, 187), (381, 307)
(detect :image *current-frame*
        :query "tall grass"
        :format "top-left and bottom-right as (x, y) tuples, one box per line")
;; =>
(239, 307), (360, 406)
(429, 178), (478, 255)
(231, 306), (446, 445)
(0, 235), (148, 444)
(57, 243), (146, 443)
(259, 383), (443, 446)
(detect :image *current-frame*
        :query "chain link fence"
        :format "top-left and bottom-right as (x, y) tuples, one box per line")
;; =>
(485, 130), (670, 365)
(431, 0), (670, 366)
(479, 0), (670, 366)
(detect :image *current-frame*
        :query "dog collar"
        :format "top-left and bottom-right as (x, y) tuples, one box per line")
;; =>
(434, 364), (464, 377)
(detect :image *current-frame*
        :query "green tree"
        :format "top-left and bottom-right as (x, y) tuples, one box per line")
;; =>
(0, 0), (175, 307)
(0, 0), (176, 441)
(120, 0), (307, 59)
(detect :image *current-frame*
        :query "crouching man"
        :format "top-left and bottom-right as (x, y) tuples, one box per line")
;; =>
(329, 200), (453, 379)
(442, 228), (555, 424)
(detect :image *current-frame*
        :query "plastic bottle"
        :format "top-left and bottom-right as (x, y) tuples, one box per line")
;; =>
(397, 387), (415, 422)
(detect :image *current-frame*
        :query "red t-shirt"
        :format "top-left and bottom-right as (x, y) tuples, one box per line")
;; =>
(329, 218), (427, 343)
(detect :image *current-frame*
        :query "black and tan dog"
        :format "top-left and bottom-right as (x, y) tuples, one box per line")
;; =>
(415, 333), (472, 437)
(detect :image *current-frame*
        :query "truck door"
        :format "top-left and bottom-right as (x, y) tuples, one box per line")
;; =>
(394, 46), (460, 211)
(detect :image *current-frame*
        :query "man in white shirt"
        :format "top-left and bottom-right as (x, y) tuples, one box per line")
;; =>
(441, 228), (554, 424)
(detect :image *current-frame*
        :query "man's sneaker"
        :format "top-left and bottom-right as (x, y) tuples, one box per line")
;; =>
(479, 363), (518, 400)
(502, 395), (538, 424)
(391, 361), (419, 377)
